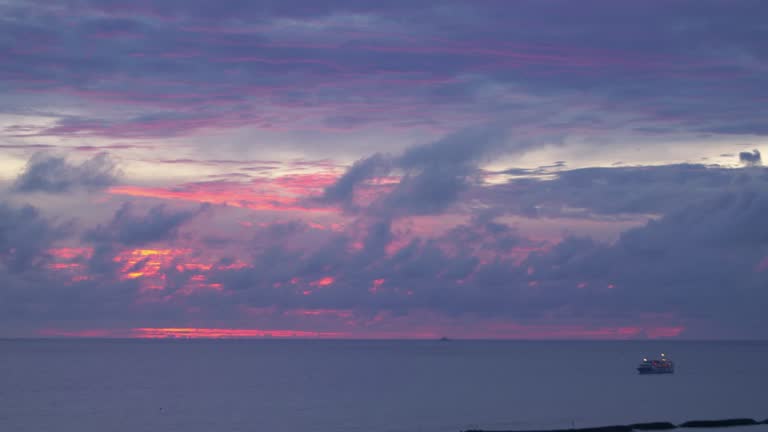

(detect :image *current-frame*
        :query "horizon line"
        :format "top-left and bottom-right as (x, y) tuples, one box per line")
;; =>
(3, 336), (767, 342)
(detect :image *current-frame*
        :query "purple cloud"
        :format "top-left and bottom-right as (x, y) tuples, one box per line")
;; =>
(2, 1), (768, 339)
(13, 152), (121, 193)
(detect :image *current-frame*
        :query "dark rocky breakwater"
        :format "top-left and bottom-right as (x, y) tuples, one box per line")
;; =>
(464, 417), (767, 432)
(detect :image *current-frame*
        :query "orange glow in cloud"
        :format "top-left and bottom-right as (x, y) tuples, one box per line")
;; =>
(114, 248), (187, 283)
(48, 263), (83, 270)
(310, 276), (335, 287)
(113, 248), (226, 294)
(180, 263), (213, 271)
(48, 245), (232, 294)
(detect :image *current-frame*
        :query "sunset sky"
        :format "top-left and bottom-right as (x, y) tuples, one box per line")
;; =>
(2, 0), (767, 339)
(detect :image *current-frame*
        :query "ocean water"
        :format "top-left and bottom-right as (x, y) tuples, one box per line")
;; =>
(1, 339), (767, 432)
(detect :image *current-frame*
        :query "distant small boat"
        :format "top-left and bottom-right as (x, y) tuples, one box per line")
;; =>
(637, 353), (674, 374)
(438, 337), (450, 342)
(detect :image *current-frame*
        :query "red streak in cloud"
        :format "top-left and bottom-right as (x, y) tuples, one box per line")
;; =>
(218, 260), (250, 270)
(132, 327), (341, 339)
(289, 309), (354, 319)
(108, 185), (298, 211)
(37, 319), (685, 340)
(307, 221), (328, 230)
(47, 263), (83, 270)
(369, 278), (385, 293)
(47, 247), (94, 282)
(179, 263), (213, 271)
(272, 173), (339, 195)
(108, 178), (335, 213)
(645, 327), (685, 338)
(48, 247), (93, 259)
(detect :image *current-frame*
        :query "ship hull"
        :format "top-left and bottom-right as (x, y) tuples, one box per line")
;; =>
(637, 367), (674, 374)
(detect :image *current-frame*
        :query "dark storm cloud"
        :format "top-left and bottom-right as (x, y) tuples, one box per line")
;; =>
(13, 152), (121, 193)
(385, 128), (509, 215)
(193, 182), (768, 337)
(85, 202), (207, 247)
(251, 220), (310, 248)
(320, 153), (391, 206)
(0, 202), (66, 271)
(3, 163), (768, 337)
(481, 163), (768, 219)
(0, 202), (98, 332)
(201, 215), (527, 315)
(326, 151), (768, 222)
(321, 127), (511, 216)
(79, 202), (208, 279)
(739, 149), (762, 166)
(3, 1), (768, 338)
(548, 187), (768, 335)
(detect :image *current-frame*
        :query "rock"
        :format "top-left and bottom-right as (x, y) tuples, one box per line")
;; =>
(629, 422), (677, 430)
(462, 426), (632, 432)
(679, 418), (758, 428)
(576, 427), (633, 432)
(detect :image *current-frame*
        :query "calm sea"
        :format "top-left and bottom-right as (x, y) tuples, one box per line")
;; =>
(1, 340), (767, 432)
